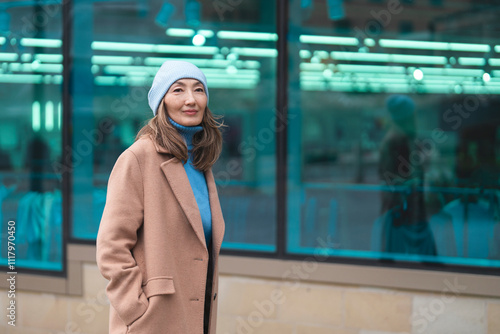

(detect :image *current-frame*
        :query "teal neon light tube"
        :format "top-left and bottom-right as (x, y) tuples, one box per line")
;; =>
(20, 38), (62, 48)
(300, 34), (358, 46)
(166, 28), (195, 37)
(331, 51), (447, 65)
(379, 39), (490, 52)
(92, 41), (219, 55)
(217, 31), (278, 41)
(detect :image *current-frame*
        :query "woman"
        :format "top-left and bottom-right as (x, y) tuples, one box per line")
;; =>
(96, 60), (225, 334)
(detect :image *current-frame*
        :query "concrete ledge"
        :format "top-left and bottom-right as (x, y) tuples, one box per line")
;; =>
(0, 272), (67, 294)
(219, 255), (500, 298)
(1, 244), (499, 298)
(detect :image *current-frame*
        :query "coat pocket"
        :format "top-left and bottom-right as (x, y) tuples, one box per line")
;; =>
(126, 277), (176, 334)
(142, 276), (176, 298)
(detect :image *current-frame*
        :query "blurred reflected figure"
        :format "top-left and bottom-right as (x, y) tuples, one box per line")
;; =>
(377, 95), (436, 255)
(25, 134), (51, 192)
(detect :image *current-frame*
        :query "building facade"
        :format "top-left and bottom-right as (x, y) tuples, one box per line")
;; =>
(0, 0), (499, 333)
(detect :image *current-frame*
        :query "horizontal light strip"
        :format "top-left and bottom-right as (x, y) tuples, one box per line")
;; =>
(349, 72), (408, 80)
(126, 77), (150, 85)
(463, 85), (500, 94)
(113, 72), (260, 81)
(336, 64), (407, 74)
(92, 55), (135, 65)
(301, 80), (500, 94)
(143, 43), (218, 55)
(9, 63), (62, 73)
(95, 76), (118, 85)
(489, 59), (500, 66)
(124, 71), (149, 76)
(166, 28), (195, 37)
(418, 67), (483, 77)
(301, 75), (409, 84)
(103, 65), (156, 75)
(420, 74), (488, 82)
(92, 41), (156, 52)
(34, 54), (63, 63)
(379, 39), (490, 52)
(37, 64), (63, 73)
(200, 68), (260, 76)
(95, 75), (257, 89)
(205, 79), (258, 89)
(206, 73), (260, 80)
(144, 57), (230, 67)
(300, 63), (327, 71)
(0, 53), (19, 61)
(299, 73), (488, 85)
(300, 34), (358, 46)
(229, 47), (277, 57)
(379, 39), (447, 50)
(217, 31), (278, 41)
(102, 65), (260, 78)
(458, 57), (485, 66)
(331, 51), (448, 65)
(165, 29), (214, 38)
(20, 38), (62, 48)
(0, 74), (62, 85)
(300, 69), (494, 85)
(448, 42), (490, 52)
(92, 41), (219, 55)
(0, 74), (43, 84)
(300, 71), (499, 86)
(331, 52), (390, 62)
(144, 57), (261, 69)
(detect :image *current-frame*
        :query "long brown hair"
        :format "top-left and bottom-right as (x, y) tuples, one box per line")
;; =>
(135, 102), (224, 171)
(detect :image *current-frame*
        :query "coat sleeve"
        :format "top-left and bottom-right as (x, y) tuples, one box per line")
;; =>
(96, 149), (148, 326)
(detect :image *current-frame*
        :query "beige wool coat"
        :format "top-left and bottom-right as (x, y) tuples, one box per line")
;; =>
(96, 134), (225, 334)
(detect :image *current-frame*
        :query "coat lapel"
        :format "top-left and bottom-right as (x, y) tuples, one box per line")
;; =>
(160, 158), (208, 249)
(153, 135), (225, 253)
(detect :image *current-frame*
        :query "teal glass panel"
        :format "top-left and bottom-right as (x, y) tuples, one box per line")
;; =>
(0, 1), (63, 271)
(288, 0), (500, 268)
(72, 0), (277, 252)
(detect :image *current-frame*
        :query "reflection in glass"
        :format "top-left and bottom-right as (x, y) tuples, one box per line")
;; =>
(377, 94), (436, 255)
(288, 0), (500, 269)
(0, 3), (63, 271)
(72, 0), (277, 252)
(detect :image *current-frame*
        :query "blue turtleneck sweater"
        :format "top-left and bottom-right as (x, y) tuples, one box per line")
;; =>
(169, 117), (212, 248)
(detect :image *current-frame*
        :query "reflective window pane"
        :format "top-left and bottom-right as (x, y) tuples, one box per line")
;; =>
(287, 0), (500, 268)
(0, 2), (63, 271)
(72, 0), (277, 252)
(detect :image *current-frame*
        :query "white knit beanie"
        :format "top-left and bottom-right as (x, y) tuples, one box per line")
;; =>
(148, 60), (209, 116)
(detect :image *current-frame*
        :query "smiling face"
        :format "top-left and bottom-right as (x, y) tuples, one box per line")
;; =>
(163, 78), (207, 127)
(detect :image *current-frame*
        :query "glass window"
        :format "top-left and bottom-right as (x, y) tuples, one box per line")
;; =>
(0, 1), (63, 271)
(288, 0), (500, 269)
(71, 0), (277, 252)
